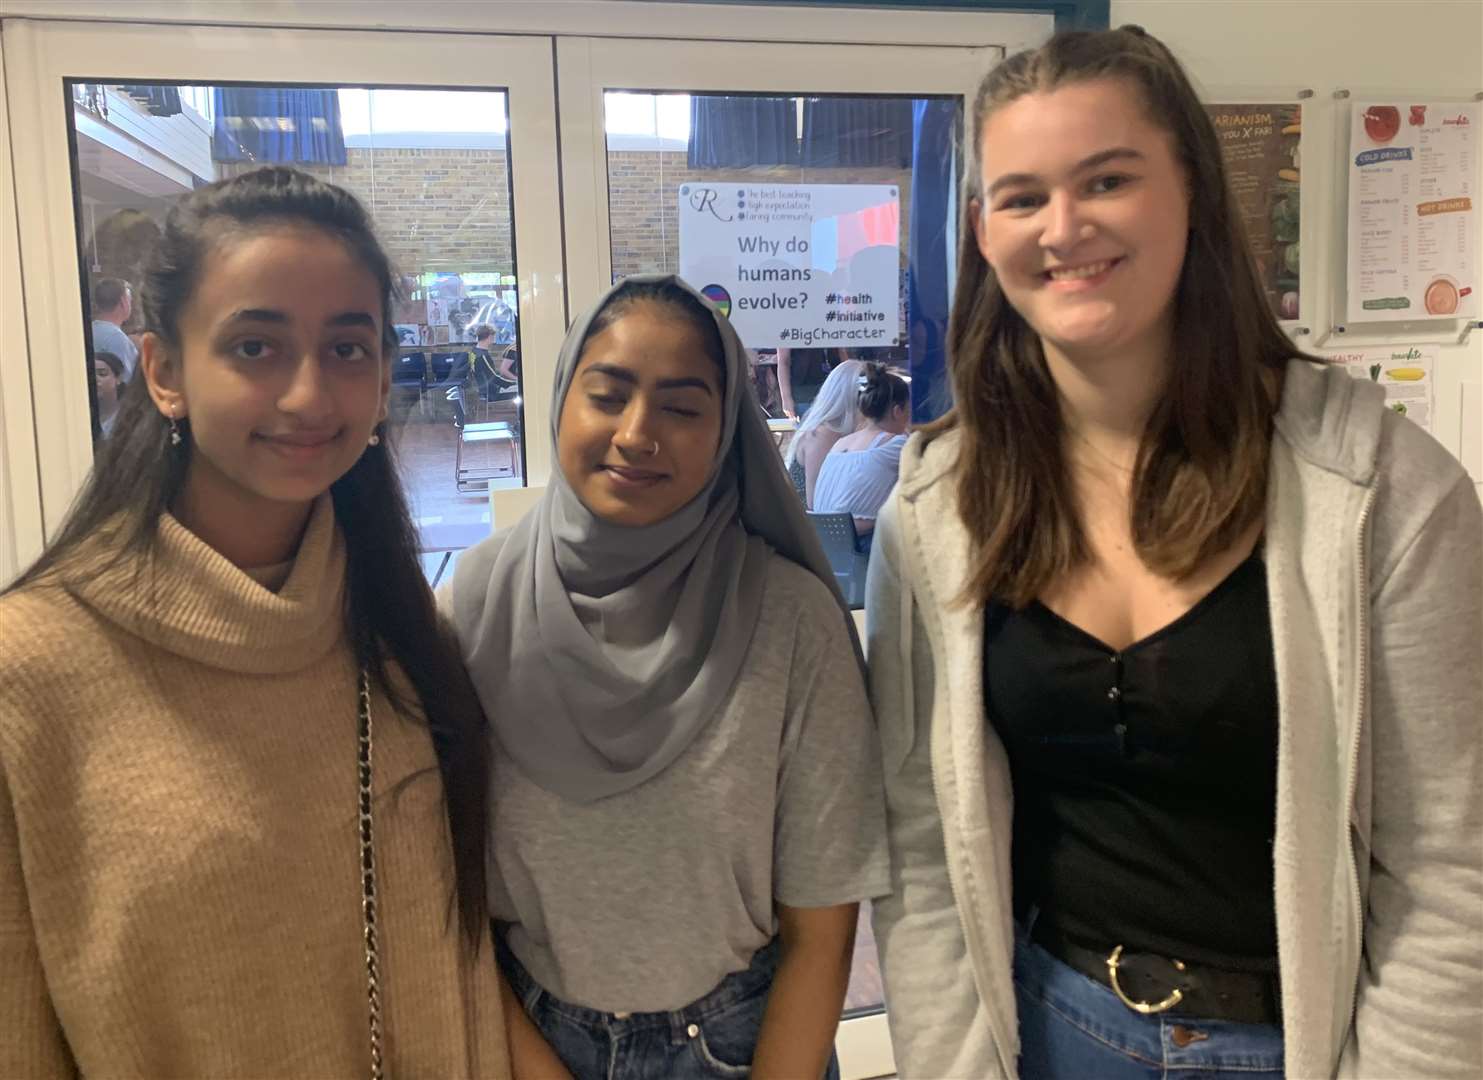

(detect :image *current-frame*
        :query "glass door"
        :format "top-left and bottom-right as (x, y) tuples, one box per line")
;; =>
(4, 19), (565, 569)
(556, 35), (996, 1078)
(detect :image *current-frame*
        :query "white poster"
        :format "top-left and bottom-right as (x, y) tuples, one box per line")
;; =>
(1346, 102), (1477, 323)
(678, 182), (900, 350)
(1333, 345), (1437, 434)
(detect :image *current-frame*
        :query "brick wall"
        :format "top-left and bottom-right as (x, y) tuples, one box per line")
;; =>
(222, 148), (514, 278)
(226, 148), (911, 283)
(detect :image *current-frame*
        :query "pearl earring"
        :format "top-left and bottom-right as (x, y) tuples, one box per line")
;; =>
(368, 432), (381, 447)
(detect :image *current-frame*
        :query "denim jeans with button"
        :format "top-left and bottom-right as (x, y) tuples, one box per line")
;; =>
(1014, 922), (1285, 1079)
(498, 933), (841, 1080)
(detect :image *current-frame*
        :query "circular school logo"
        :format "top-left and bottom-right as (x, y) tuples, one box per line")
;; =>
(700, 283), (732, 317)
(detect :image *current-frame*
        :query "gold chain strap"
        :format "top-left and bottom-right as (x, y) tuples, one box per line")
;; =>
(357, 669), (386, 1080)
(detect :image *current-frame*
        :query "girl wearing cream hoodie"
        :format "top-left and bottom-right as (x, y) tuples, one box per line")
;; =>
(869, 27), (1482, 1080)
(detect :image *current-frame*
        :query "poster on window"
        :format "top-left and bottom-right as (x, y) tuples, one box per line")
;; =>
(678, 183), (901, 350)
(1346, 101), (1477, 323)
(1206, 103), (1302, 321)
(1333, 344), (1437, 435)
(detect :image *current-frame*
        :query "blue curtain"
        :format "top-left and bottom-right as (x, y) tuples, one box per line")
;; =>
(687, 95), (799, 168)
(802, 97), (914, 168)
(212, 88), (347, 166)
(907, 99), (960, 424)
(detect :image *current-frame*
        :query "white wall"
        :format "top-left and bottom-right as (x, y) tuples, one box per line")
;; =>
(1114, 0), (1483, 493)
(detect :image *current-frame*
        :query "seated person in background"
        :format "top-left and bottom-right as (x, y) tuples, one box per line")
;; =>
(783, 358), (865, 507)
(89, 277), (139, 379)
(777, 345), (848, 420)
(812, 363), (910, 546)
(470, 324), (518, 386)
(92, 350), (126, 438)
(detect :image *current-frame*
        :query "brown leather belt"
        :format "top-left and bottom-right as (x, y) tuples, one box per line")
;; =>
(1031, 922), (1282, 1026)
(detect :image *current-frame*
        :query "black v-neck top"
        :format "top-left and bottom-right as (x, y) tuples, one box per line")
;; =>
(985, 552), (1280, 971)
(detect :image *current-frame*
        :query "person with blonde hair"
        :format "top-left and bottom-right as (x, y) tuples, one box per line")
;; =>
(869, 26), (1481, 1079)
(783, 357), (865, 506)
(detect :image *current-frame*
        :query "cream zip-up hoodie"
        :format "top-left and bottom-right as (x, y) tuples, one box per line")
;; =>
(867, 359), (1482, 1079)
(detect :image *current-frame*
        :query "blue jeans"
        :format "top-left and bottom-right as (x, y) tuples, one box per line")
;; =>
(499, 934), (841, 1080)
(1014, 925), (1285, 1079)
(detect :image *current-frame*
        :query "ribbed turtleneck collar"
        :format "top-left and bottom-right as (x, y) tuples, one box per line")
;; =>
(69, 496), (346, 675)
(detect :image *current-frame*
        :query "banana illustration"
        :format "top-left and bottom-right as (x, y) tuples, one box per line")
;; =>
(1385, 367), (1427, 381)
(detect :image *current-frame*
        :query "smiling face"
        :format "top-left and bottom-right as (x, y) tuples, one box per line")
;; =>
(973, 77), (1190, 363)
(141, 224), (389, 519)
(557, 300), (724, 527)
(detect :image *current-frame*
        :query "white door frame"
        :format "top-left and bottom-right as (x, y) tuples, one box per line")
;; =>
(2, 17), (567, 530)
(554, 37), (1002, 1076)
(0, 28), (45, 584)
(556, 34), (1001, 317)
(0, 1), (1052, 51)
(1, 12), (1049, 1075)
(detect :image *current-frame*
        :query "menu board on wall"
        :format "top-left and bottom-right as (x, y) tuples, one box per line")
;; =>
(1333, 344), (1437, 435)
(1207, 104), (1303, 321)
(1346, 101), (1477, 322)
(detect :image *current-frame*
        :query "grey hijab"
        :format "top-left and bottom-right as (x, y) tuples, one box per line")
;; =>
(451, 274), (859, 804)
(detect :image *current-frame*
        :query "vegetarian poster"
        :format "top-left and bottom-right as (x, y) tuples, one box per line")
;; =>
(1207, 104), (1302, 321)
(1334, 345), (1437, 435)
(1346, 101), (1477, 322)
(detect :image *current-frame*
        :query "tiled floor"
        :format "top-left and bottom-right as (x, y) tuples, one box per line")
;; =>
(390, 389), (522, 555)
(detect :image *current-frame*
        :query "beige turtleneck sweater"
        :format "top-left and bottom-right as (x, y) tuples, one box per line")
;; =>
(0, 498), (510, 1078)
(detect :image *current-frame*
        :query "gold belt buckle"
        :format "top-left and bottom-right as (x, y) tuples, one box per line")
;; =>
(1106, 944), (1187, 1014)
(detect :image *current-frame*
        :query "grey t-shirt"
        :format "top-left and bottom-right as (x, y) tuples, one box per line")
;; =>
(485, 552), (889, 1013)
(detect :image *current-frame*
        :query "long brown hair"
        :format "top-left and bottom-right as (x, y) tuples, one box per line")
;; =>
(933, 26), (1305, 608)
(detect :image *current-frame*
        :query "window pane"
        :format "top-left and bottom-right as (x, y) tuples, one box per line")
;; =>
(604, 89), (961, 622)
(69, 81), (525, 572)
(603, 88), (963, 1015)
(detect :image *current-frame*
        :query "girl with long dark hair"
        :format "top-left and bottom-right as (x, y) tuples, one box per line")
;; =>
(868, 27), (1481, 1079)
(0, 168), (508, 1077)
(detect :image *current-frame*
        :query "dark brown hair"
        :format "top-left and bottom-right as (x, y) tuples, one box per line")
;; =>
(472, 323), (495, 342)
(933, 26), (1304, 608)
(858, 362), (910, 422)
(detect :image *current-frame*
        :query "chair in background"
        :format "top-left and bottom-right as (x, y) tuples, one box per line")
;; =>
(806, 511), (868, 608)
(453, 346), (522, 492)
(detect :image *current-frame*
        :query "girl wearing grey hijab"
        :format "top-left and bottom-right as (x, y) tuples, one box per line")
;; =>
(450, 275), (888, 1080)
